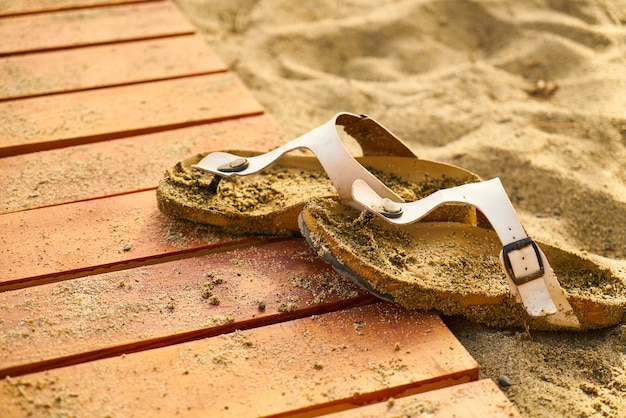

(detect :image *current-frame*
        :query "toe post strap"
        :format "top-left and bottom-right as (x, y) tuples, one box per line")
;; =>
(191, 112), (416, 203)
(351, 177), (581, 328)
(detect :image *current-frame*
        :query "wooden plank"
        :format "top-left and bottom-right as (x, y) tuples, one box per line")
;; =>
(0, 114), (286, 214)
(0, 73), (264, 157)
(0, 304), (478, 417)
(0, 1), (194, 56)
(324, 379), (521, 417)
(0, 0), (157, 17)
(0, 190), (267, 291)
(0, 35), (226, 100)
(0, 3), (485, 417)
(0, 238), (371, 377)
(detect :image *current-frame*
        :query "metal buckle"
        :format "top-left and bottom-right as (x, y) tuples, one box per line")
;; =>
(502, 237), (544, 285)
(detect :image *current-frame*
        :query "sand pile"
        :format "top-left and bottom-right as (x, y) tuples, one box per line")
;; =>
(175, 1), (626, 416)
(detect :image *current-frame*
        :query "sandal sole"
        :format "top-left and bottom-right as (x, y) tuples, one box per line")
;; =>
(157, 151), (480, 236)
(299, 198), (626, 330)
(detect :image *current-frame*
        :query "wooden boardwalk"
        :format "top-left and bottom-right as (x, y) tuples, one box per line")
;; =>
(0, 1), (520, 416)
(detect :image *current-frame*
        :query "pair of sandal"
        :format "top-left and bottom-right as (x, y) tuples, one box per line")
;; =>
(157, 112), (625, 330)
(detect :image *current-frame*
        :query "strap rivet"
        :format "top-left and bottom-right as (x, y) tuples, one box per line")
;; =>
(379, 198), (403, 218)
(218, 158), (249, 173)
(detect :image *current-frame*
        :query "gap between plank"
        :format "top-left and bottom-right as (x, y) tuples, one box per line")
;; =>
(0, 295), (379, 379)
(0, 0), (162, 18)
(267, 375), (479, 418)
(0, 70), (229, 103)
(0, 33), (197, 58)
(1, 187), (158, 215)
(0, 110), (264, 158)
(0, 235), (290, 292)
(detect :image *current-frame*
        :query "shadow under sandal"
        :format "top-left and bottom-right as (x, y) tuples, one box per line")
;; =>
(299, 178), (626, 330)
(157, 112), (480, 235)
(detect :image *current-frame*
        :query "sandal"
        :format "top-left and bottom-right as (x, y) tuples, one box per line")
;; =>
(157, 112), (480, 235)
(299, 178), (626, 330)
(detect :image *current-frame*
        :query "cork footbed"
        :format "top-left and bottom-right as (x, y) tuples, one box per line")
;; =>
(156, 151), (480, 236)
(299, 198), (626, 330)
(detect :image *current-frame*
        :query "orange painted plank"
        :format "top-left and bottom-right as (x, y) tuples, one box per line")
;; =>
(0, 304), (478, 417)
(0, 73), (264, 157)
(0, 238), (371, 377)
(0, 0), (156, 17)
(0, 114), (286, 214)
(0, 190), (268, 291)
(0, 35), (226, 100)
(0, 1), (194, 56)
(324, 379), (521, 417)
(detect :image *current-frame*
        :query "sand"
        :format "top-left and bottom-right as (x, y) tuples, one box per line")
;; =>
(174, 1), (626, 416)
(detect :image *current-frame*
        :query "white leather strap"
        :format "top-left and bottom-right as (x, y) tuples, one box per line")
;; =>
(352, 177), (580, 328)
(192, 112), (415, 203)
